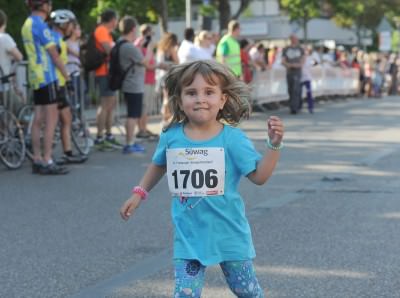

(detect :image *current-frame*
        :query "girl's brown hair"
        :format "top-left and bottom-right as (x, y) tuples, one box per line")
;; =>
(163, 60), (251, 130)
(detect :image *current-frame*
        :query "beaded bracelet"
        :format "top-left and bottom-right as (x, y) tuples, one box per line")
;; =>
(266, 138), (283, 151)
(132, 186), (149, 200)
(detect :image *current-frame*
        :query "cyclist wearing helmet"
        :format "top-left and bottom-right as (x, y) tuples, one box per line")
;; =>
(21, 0), (70, 174)
(49, 9), (87, 164)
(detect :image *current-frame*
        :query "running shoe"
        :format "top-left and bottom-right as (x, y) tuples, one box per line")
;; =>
(94, 139), (115, 151)
(122, 143), (145, 154)
(105, 136), (124, 149)
(56, 153), (88, 165)
(136, 130), (159, 140)
(38, 163), (69, 175)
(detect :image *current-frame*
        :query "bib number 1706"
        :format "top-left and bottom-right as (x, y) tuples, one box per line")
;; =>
(171, 169), (218, 189)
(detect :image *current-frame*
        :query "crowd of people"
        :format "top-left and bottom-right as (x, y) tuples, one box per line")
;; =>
(1, 1), (400, 176)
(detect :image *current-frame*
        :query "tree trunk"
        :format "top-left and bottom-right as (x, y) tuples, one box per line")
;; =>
(153, 0), (168, 33)
(232, 0), (251, 20)
(217, 0), (231, 32)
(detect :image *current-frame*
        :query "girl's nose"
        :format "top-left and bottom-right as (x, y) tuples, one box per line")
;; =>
(195, 93), (206, 102)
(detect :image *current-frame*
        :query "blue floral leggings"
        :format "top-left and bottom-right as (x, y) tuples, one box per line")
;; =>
(174, 259), (265, 298)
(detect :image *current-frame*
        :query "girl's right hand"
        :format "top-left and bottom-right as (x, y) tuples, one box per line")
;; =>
(120, 195), (142, 221)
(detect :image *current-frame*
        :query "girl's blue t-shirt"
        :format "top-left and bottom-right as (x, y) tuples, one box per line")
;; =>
(152, 123), (262, 265)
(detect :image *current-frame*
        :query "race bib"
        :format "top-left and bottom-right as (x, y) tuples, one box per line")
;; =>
(166, 147), (225, 197)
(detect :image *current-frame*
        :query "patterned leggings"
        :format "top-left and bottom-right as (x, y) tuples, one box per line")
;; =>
(174, 259), (265, 298)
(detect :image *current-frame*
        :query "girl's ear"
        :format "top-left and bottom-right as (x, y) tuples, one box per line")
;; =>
(220, 93), (228, 109)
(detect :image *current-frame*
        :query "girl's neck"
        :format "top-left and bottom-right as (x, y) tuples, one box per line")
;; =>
(184, 121), (223, 141)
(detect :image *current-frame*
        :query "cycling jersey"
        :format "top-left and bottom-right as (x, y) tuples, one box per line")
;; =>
(51, 29), (68, 87)
(21, 15), (58, 90)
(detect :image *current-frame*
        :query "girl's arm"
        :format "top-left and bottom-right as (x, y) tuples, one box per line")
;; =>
(120, 163), (166, 220)
(247, 116), (284, 185)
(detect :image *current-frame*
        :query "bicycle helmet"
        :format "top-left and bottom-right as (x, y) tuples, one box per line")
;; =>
(50, 9), (76, 25)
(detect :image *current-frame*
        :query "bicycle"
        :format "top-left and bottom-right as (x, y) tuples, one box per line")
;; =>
(0, 71), (26, 169)
(17, 72), (92, 160)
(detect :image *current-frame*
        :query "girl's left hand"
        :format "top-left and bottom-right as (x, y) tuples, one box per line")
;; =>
(267, 116), (284, 145)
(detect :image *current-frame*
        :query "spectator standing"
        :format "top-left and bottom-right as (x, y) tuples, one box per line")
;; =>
(177, 27), (198, 64)
(301, 46), (316, 114)
(93, 9), (121, 150)
(133, 23), (159, 139)
(249, 43), (267, 71)
(321, 46), (335, 67)
(22, 0), (69, 174)
(239, 38), (253, 84)
(49, 9), (87, 164)
(267, 45), (278, 66)
(388, 53), (398, 95)
(155, 32), (179, 128)
(118, 16), (153, 154)
(0, 9), (23, 101)
(281, 34), (305, 114)
(66, 21), (85, 107)
(216, 20), (242, 78)
(194, 30), (213, 60)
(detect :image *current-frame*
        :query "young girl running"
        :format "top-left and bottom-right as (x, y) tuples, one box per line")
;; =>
(120, 60), (284, 297)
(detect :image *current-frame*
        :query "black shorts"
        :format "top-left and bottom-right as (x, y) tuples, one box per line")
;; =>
(57, 86), (70, 110)
(33, 82), (58, 105)
(124, 92), (143, 118)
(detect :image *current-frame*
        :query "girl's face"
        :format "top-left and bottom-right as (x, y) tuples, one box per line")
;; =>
(180, 73), (226, 127)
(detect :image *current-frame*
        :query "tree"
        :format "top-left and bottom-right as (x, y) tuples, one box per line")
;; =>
(328, 0), (400, 46)
(212, 0), (253, 31)
(280, 0), (321, 42)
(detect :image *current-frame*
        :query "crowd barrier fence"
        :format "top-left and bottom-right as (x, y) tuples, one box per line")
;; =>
(11, 62), (360, 111)
(251, 65), (360, 105)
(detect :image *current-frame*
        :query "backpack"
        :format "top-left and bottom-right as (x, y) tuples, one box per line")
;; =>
(108, 39), (135, 91)
(82, 31), (108, 72)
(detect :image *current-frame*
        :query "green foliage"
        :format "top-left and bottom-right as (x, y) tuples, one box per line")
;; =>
(199, 4), (217, 17)
(1, 0), (186, 51)
(329, 0), (400, 30)
(280, 0), (321, 21)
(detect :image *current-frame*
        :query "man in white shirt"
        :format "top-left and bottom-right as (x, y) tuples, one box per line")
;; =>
(177, 27), (198, 64)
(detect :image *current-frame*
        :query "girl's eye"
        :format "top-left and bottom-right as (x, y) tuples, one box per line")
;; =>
(206, 90), (214, 95)
(187, 91), (196, 96)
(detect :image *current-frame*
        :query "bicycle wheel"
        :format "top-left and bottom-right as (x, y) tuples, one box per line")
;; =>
(71, 117), (91, 155)
(17, 104), (34, 161)
(0, 109), (26, 169)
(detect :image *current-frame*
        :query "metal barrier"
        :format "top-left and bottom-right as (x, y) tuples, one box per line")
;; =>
(251, 65), (360, 105)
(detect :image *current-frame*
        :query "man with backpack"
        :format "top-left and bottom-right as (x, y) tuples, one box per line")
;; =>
(92, 9), (121, 150)
(116, 16), (153, 154)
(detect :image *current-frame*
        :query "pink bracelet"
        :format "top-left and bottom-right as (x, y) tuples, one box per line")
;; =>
(132, 186), (149, 200)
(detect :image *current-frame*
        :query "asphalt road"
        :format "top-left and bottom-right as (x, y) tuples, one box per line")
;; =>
(1, 96), (400, 298)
